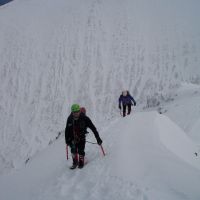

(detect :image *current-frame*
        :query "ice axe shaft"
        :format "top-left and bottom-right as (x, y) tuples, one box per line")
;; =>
(100, 144), (106, 156)
(66, 145), (69, 160)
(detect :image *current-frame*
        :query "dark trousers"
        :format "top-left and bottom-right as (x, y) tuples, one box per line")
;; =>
(122, 104), (132, 117)
(70, 140), (86, 156)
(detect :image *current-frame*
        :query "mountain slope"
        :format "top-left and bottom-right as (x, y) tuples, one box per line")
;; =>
(0, 111), (200, 200)
(0, 0), (200, 174)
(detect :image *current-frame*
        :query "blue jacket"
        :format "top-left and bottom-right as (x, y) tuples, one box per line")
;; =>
(119, 93), (136, 106)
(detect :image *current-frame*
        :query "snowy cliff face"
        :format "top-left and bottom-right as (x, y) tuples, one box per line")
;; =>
(0, 0), (200, 173)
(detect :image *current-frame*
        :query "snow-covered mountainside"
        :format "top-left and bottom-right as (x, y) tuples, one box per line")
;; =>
(0, 0), (200, 174)
(0, 110), (200, 200)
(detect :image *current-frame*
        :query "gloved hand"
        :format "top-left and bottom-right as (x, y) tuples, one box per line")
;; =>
(118, 105), (121, 109)
(134, 102), (136, 106)
(96, 137), (102, 145)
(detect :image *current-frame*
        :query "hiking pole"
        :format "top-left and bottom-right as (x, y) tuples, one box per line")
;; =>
(66, 145), (69, 160)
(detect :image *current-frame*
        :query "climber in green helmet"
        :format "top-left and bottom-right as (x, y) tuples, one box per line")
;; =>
(65, 104), (102, 169)
(71, 104), (80, 112)
(71, 104), (81, 120)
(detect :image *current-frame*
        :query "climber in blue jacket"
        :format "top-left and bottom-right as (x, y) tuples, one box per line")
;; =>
(118, 90), (136, 117)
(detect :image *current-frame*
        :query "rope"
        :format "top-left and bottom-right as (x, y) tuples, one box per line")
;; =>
(86, 140), (97, 144)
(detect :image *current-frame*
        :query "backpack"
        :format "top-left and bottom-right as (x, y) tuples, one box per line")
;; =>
(80, 107), (86, 115)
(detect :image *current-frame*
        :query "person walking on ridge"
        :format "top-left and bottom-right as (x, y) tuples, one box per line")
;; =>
(65, 104), (102, 169)
(118, 90), (136, 117)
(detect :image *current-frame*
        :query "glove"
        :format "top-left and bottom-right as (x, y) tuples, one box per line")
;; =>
(118, 105), (121, 109)
(134, 102), (136, 106)
(96, 137), (102, 145)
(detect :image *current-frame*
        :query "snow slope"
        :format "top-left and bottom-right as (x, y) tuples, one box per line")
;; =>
(1, 0), (200, 199)
(0, 111), (200, 200)
(1, 0), (200, 174)
(158, 83), (200, 144)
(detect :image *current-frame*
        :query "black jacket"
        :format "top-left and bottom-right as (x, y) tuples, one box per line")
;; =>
(65, 113), (101, 144)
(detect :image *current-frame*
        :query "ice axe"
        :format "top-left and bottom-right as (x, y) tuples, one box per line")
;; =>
(66, 145), (69, 160)
(100, 144), (106, 156)
(86, 140), (106, 156)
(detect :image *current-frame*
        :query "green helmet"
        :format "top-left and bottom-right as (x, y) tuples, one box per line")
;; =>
(71, 104), (80, 112)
